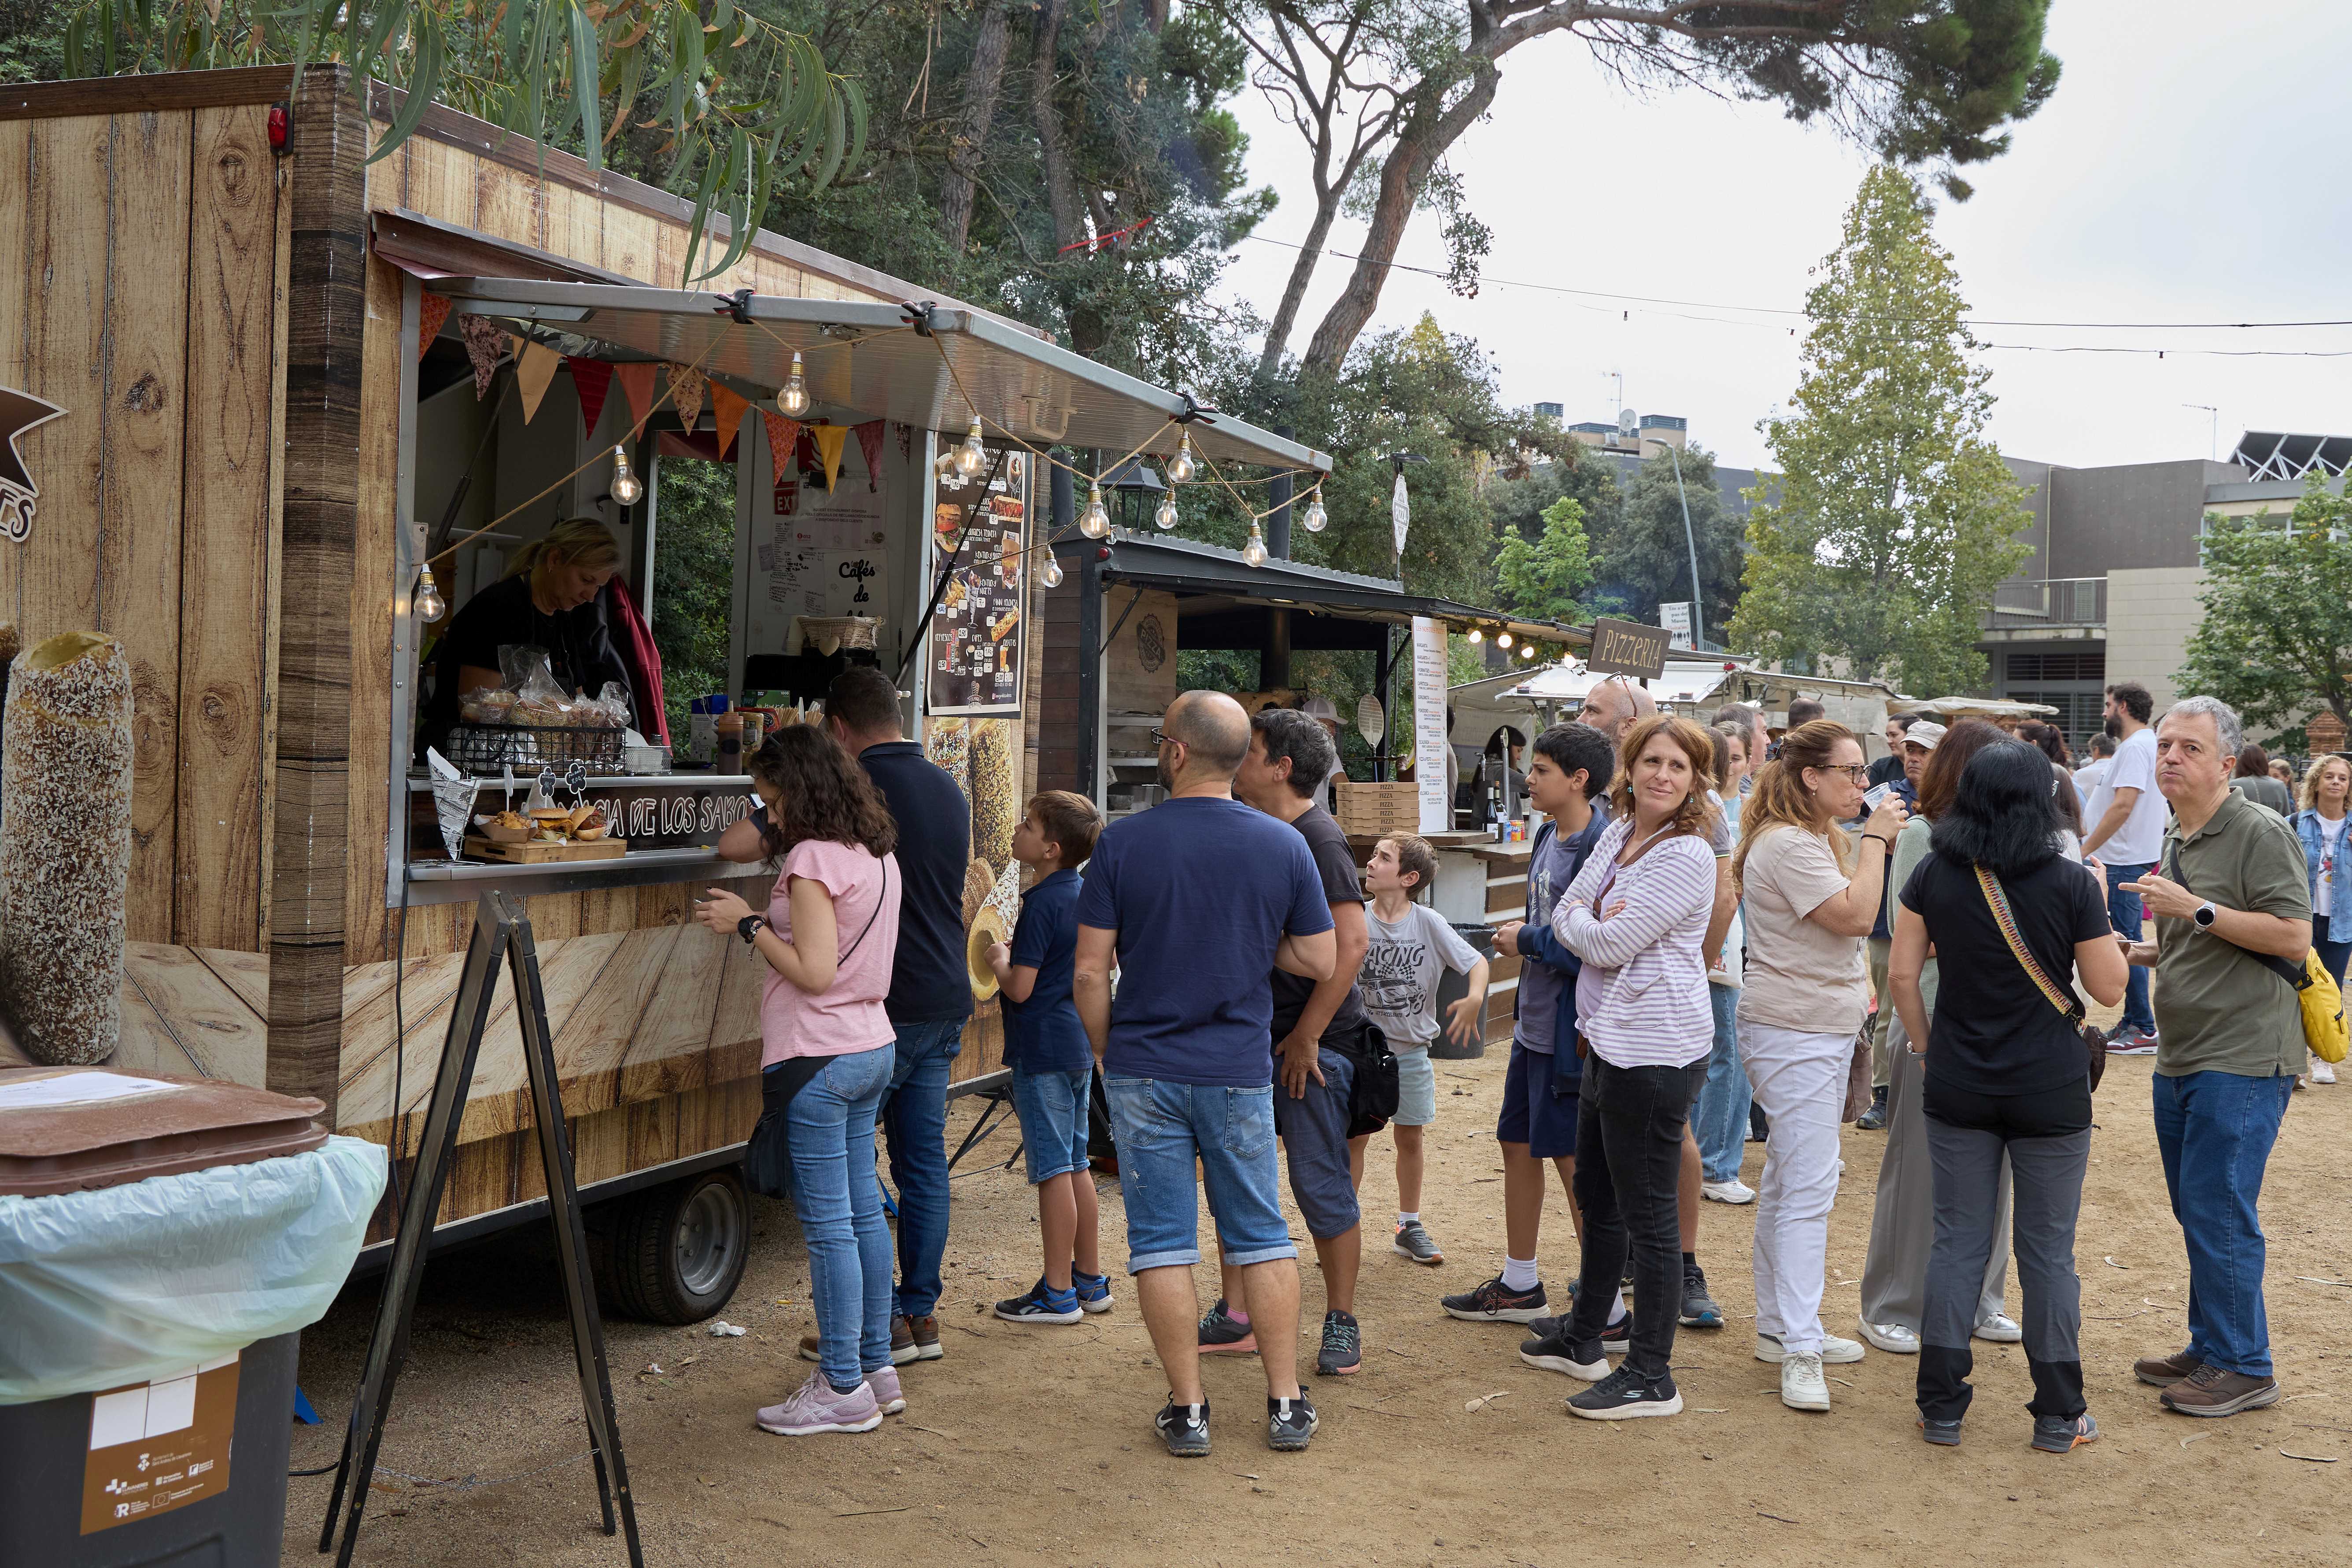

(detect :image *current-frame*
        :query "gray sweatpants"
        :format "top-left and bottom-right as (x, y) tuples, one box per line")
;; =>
(1857, 1009), (2010, 1332)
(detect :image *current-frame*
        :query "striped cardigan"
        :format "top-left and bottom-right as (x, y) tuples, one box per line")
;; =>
(1552, 817), (1717, 1069)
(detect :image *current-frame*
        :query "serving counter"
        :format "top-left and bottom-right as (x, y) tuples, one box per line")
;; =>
(401, 771), (758, 904)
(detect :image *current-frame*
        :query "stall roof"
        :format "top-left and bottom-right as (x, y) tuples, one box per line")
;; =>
(1891, 695), (2059, 719)
(1078, 531), (1588, 645)
(430, 277), (1330, 475)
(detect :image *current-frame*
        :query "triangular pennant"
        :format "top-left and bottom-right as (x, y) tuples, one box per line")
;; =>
(810, 424), (849, 491)
(569, 358), (613, 437)
(515, 340), (561, 424)
(763, 410), (802, 475)
(417, 293), (452, 362)
(664, 364), (705, 432)
(852, 419), (886, 491)
(459, 315), (510, 400)
(615, 362), (657, 430)
(709, 382), (750, 459)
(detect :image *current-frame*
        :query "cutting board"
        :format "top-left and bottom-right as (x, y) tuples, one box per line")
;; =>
(462, 835), (628, 863)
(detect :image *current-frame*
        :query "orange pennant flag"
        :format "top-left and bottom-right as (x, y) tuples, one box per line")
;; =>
(417, 293), (452, 361)
(615, 362), (657, 430)
(809, 424), (849, 491)
(709, 382), (750, 459)
(665, 364), (705, 432)
(764, 409), (803, 475)
(515, 340), (561, 424)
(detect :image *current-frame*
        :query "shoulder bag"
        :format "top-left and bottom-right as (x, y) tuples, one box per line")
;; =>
(1974, 865), (2110, 1092)
(743, 858), (896, 1199)
(2164, 845), (2347, 1065)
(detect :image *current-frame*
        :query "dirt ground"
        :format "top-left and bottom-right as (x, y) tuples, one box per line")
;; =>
(283, 1045), (2352, 1568)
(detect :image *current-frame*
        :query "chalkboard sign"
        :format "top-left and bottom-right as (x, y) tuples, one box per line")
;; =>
(1585, 616), (1672, 681)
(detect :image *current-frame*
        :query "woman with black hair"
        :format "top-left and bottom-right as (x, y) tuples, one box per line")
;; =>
(1888, 741), (2127, 1455)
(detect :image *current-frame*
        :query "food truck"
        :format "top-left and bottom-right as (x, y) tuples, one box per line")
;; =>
(0, 63), (1324, 1321)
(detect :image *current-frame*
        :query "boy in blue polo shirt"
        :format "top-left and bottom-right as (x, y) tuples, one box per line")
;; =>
(986, 790), (1111, 1323)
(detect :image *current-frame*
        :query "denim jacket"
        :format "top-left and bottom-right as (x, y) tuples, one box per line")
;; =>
(1514, 810), (1609, 1094)
(2294, 808), (2351, 919)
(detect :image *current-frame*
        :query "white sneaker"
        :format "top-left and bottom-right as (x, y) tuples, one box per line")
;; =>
(1755, 1330), (1866, 1365)
(1701, 1178), (1756, 1205)
(2313, 1057), (2339, 1085)
(1858, 1318), (1921, 1354)
(1780, 1351), (1831, 1412)
(1972, 1313), (2023, 1344)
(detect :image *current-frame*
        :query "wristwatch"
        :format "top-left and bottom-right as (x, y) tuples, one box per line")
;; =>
(2193, 901), (2217, 930)
(738, 914), (768, 945)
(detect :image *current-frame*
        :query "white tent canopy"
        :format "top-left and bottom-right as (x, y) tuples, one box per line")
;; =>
(1450, 657), (1905, 759)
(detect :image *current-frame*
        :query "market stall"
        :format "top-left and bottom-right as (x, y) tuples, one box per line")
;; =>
(1452, 655), (1902, 759)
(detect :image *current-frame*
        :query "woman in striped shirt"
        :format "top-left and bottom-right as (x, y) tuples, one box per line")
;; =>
(1514, 713), (1721, 1421)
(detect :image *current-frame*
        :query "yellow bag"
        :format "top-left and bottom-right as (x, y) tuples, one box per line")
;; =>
(2298, 949), (2348, 1063)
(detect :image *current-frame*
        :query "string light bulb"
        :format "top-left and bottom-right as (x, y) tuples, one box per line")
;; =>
(953, 418), (987, 478)
(1080, 483), (1111, 538)
(1241, 522), (1269, 567)
(1167, 432), (1196, 485)
(1154, 493), (1179, 531)
(1520, 642), (1538, 660)
(1466, 627), (1483, 644)
(1301, 486), (1327, 533)
(779, 351), (810, 417)
(1496, 631), (1514, 649)
(413, 564), (447, 623)
(609, 445), (642, 507)
(1038, 551), (1064, 589)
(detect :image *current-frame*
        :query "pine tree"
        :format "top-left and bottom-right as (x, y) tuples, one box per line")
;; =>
(1495, 496), (1594, 625)
(1729, 166), (2030, 694)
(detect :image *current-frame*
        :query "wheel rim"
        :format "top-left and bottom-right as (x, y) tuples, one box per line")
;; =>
(673, 1181), (741, 1299)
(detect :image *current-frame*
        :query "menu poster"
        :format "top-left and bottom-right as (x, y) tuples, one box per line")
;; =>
(742, 432), (890, 672)
(927, 459), (1028, 716)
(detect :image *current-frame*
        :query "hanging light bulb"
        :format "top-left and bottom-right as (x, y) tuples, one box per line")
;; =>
(1154, 492), (1179, 531)
(953, 418), (987, 478)
(1497, 631), (1514, 649)
(610, 444), (642, 507)
(414, 563), (447, 624)
(1241, 522), (1268, 567)
(1466, 627), (1483, 644)
(1520, 642), (1538, 660)
(1301, 486), (1328, 533)
(1166, 432), (1196, 485)
(778, 351), (810, 417)
(1038, 551), (1065, 589)
(1079, 483), (1111, 538)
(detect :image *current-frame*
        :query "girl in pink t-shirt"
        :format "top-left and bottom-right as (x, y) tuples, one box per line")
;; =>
(695, 726), (902, 1435)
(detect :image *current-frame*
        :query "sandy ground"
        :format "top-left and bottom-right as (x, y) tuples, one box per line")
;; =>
(283, 1045), (2352, 1568)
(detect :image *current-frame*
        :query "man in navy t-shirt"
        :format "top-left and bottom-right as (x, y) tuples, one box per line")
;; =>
(1075, 690), (1336, 1457)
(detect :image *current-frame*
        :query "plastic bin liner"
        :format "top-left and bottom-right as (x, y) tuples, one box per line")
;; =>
(0, 1135), (386, 1405)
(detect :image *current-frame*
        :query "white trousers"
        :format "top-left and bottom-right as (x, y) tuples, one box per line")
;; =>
(1740, 1022), (1853, 1357)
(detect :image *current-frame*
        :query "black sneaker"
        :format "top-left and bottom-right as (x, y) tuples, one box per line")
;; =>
(1526, 1310), (1629, 1353)
(1566, 1365), (1682, 1421)
(1315, 1310), (1361, 1376)
(1919, 1416), (1963, 1447)
(1441, 1275), (1548, 1323)
(1155, 1397), (1211, 1457)
(1679, 1264), (1723, 1328)
(1197, 1297), (1257, 1354)
(1266, 1395), (1318, 1452)
(1856, 1085), (1889, 1131)
(1518, 1323), (1610, 1381)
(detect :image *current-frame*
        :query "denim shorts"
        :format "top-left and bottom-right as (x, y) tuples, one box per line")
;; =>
(1496, 1041), (1579, 1159)
(1272, 1046), (1360, 1241)
(1104, 1075), (1296, 1273)
(1392, 1044), (1437, 1126)
(1010, 1066), (1092, 1184)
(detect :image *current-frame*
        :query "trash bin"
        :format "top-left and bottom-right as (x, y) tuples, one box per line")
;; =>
(1429, 923), (1497, 1060)
(0, 1066), (386, 1568)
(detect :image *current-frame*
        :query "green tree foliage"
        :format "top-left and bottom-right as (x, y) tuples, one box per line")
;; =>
(1495, 496), (1593, 624)
(1489, 453), (1618, 550)
(1590, 443), (1743, 639)
(2176, 479), (2352, 748)
(1729, 164), (2029, 694)
(650, 458), (739, 739)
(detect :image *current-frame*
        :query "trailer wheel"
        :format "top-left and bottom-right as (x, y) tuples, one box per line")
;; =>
(594, 1168), (750, 1324)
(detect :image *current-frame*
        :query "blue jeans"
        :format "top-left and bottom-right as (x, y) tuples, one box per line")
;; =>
(2105, 861), (2156, 1033)
(1103, 1075), (1296, 1273)
(2315, 913), (2352, 991)
(784, 1044), (898, 1391)
(2151, 1069), (2293, 1377)
(881, 1017), (964, 1319)
(1693, 984), (1751, 1184)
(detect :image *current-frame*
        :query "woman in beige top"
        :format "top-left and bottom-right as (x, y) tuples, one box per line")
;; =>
(1731, 719), (1907, 1415)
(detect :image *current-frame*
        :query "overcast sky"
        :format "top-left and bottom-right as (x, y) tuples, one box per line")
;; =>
(1215, 1), (2352, 473)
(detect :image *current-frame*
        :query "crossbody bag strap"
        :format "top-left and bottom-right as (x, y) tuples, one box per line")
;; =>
(1974, 865), (2085, 1023)
(2165, 843), (2308, 990)
(838, 856), (890, 963)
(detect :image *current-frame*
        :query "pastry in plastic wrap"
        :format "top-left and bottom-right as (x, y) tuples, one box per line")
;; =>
(968, 718), (1018, 875)
(0, 631), (136, 1065)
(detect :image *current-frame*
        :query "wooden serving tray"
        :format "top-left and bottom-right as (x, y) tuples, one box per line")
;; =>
(462, 834), (628, 864)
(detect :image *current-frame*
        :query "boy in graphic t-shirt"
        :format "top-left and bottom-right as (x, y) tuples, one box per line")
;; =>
(1354, 834), (1489, 1266)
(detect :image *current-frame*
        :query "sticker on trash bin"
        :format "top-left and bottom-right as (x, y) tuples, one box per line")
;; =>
(80, 1353), (238, 1535)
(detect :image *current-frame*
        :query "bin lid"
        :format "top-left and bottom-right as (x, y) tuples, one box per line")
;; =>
(0, 1068), (328, 1198)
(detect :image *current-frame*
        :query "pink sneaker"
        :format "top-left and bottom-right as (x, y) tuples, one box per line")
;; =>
(756, 1370), (883, 1436)
(868, 1363), (906, 1415)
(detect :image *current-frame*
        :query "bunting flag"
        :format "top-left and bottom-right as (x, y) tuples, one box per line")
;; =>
(515, 340), (561, 424)
(417, 293), (452, 361)
(459, 315), (511, 399)
(615, 362), (657, 430)
(852, 418), (886, 491)
(664, 364), (705, 432)
(709, 382), (751, 459)
(809, 424), (849, 491)
(763, 409), (803, 475)
(569, 357), (613, 437)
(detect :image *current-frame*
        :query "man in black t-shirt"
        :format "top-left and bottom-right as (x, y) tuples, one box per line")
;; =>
(1207, 707), (1375, 1378)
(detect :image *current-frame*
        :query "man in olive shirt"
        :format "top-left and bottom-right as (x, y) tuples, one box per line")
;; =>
(2119, 695), (2311, 1418)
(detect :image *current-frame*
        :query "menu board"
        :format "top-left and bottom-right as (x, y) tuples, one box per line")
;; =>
(927, 457), (1028, 716)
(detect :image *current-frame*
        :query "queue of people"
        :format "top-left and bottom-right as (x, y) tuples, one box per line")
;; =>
(698, 666), (2320, 1458)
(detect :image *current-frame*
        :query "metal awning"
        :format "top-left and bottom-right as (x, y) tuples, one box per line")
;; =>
(428, 277), (1330, 475)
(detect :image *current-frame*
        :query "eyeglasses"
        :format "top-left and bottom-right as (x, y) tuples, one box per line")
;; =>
(1149, 728), (1183, 749)
(1820, 764), (1870, 782)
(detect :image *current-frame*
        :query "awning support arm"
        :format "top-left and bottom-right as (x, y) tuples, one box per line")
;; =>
(1099, 586), (1147, 658)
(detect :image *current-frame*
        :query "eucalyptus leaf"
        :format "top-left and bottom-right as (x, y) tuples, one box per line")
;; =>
(566, 0), (601, 170)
